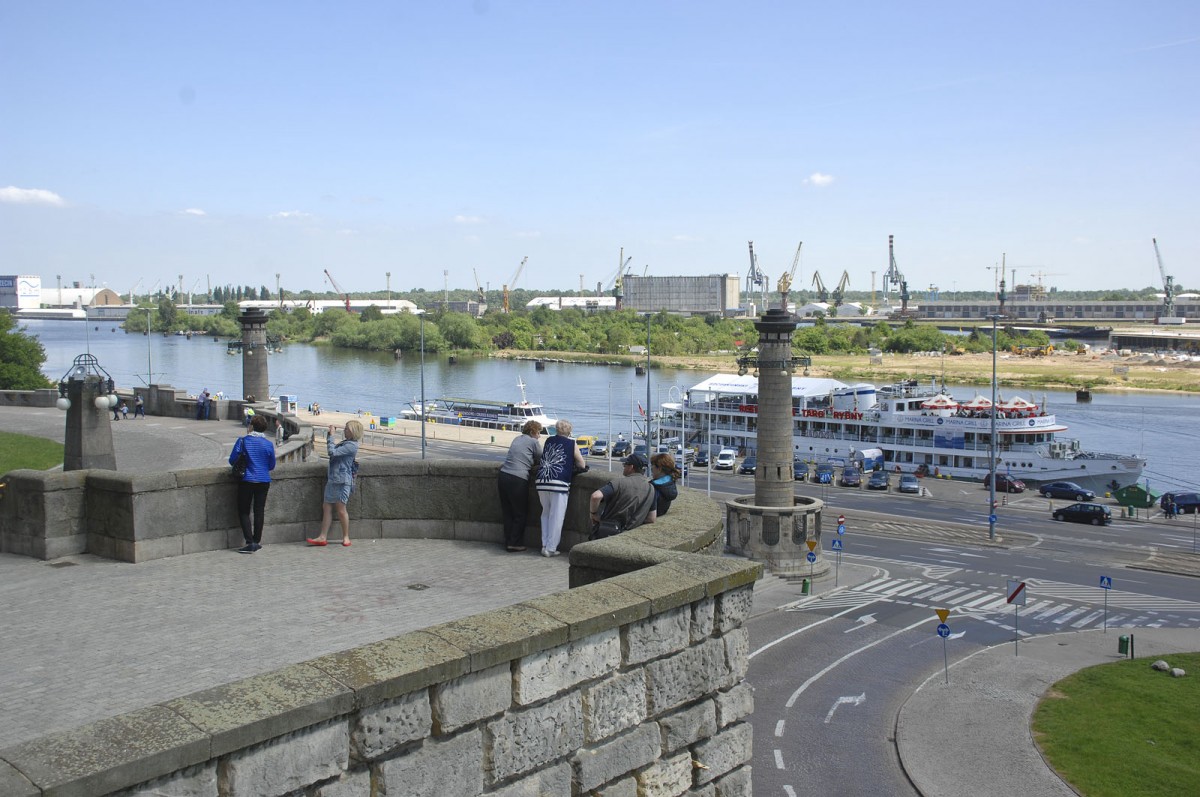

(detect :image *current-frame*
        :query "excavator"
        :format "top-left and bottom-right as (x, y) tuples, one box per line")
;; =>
(502, 256), (527, 314)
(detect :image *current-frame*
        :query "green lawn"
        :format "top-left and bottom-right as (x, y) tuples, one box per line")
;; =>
(1033, 652), (1200, 796)
(0, 431), (64, 475)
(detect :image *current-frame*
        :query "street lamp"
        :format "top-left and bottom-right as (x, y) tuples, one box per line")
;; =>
(420, 312), (426, 459)
(989, 312), (1000, 540)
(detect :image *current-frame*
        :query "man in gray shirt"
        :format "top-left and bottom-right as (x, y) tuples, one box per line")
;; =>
(589, 453), (657, 538)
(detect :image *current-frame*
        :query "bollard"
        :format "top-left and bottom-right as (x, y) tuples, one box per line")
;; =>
(491, 435), (495, 443)
(801, 578), (810, 595)
(1118, 635), (1129, 656)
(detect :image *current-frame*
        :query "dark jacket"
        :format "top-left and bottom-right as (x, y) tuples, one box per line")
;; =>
(651, 475), (678, 516)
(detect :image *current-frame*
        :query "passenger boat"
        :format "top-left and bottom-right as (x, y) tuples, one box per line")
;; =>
(659, 374), (1145, 492)
(399, 377), (556, 433)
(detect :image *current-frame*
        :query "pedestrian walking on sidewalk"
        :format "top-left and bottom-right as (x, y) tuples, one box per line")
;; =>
(229, 414), (277, 554)
(308, 420), (363, 548)
(133, 395), (145, 418)
(498, 420), (543, 552)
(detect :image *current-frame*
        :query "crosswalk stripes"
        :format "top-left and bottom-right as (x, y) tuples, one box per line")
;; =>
(785, 576), (1200, 632)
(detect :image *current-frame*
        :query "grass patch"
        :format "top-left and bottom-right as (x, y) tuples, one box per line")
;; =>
(0, 431), (63, 474)
(1032, 653), (1200, 796)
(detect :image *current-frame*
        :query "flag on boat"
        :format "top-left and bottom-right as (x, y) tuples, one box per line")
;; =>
(637, 402), (646, 417)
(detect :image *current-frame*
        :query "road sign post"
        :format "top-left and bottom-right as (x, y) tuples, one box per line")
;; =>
(806, 539), (817, 593)
(935, 610), (952, 684)
(1099, 575), (1113, 631)
(1007, 580), (1027, 656)
(831, 537), (844, 586)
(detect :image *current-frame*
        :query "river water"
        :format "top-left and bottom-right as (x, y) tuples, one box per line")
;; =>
(24, 320), (1199, 493)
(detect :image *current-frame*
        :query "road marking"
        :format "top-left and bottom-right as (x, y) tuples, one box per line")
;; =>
(774, 720), (785, 737)
(749, 603), (876, 659)
(843, 614), (876, 633)
(823, 693), (866, 724)
(784, 787), (797, 797)
(1072, 610), (1105, 628)
(774, 749), (785, 769)
(785, 617), (930, 708)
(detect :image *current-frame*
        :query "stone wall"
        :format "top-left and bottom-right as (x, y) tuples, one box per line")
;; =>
(0, 462), (758, 796)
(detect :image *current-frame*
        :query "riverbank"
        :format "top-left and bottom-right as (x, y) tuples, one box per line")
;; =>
(491, 349), (1200, 394)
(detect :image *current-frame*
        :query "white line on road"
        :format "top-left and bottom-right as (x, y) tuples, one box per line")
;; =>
(774, 720), (785, 737)
(749, 602), (879, 660)
(774, 749), (784, 769)
(843, 614), (876, 633)
(823, 693), (866, 723)
(785, 617), (930, 708)
(784, 786), (797, 797)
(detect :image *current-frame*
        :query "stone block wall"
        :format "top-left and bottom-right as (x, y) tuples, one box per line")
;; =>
(0, 471), (758, 796)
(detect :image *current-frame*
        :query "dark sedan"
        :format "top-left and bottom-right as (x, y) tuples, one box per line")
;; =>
(866, 471), (890, 490)
(737, 456), (757, 475)
(1039, 481), (1095, 501)
(983, 473), (1026, 493)
(793, 459), (808, 481)
(1052, 502), (1112, 525)
(839, 468), (862, 487)
(693, 450), (710, 467)
(611, 440), (632, 458)
(1161, 492), (1200, 515)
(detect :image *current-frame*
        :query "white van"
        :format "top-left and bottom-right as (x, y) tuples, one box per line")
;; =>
(714, 449), (737, 470)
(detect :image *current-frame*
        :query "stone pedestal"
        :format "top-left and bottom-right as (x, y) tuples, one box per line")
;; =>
(238, 308), (270, 401)
(725, 495), (830, 576)
(63, 376), (116, 471)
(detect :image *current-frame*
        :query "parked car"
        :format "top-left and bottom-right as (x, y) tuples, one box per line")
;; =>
(793, 459), (808, 481)
(814, 463), (835, 484)
(1161, 492), (1200, 515)
(693, 449), (711, 467)
(632, 444), (648, 460)
(1039, 481), (1094, 501)
(611, 440), (632, 458)
(714, 449), (737, 470)
(590, 439), (609, 457)
(983, 472), (1026, 493)
(575, 435), (597, 456)
(1052, 502), (1112, 525)
(737, 456), (757, 475)
(867, 470), (890, 490)
(898, 474), (921, 494)
(839, 467), (862, 487)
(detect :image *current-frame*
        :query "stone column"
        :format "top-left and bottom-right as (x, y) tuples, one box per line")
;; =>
(63, 376), (117, 471)
(238, 308), (269, 402)
(753, 308), (798, 508)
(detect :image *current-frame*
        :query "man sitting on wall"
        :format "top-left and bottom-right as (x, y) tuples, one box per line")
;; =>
(589, 453), (657, 539)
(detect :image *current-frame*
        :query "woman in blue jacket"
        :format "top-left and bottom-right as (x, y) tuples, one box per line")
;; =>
(228, 414), (277, 554)
(307, 420), (363, 547)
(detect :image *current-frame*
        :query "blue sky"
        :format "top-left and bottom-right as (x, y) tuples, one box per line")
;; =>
(2, 2), (1197, 298)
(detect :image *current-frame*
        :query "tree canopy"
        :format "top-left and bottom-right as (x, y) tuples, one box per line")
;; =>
(0, 311), (54, 390)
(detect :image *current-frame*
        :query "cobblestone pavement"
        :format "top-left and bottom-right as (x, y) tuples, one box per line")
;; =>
(0, 539), (569, 750)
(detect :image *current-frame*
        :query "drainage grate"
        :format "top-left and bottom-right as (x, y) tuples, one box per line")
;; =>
(407, 583), (429, 591)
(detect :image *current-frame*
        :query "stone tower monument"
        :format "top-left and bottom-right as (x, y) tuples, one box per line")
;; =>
(238, 308), (269, 401)
(58, 354), (118, 471)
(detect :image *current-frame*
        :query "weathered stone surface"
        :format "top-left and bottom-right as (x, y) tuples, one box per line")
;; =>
(624, 606), (690, 666)
(645, 639), (726, 715)
(714, 586), (754, 633)
(0, 705), (209, 797)
(165, 663), (353, 757)
(115, 762), (218, 797)
(657, 700), (717, 753)
(713, 764), (752, 797)
(573, 724), (662, 793)
(1151, 659), (1170, 671)
(722, 628), (750, 688)
(428, 604), (568, 672)
(714, 683), (754, 728)
(307, 631), (469, 709)
(583, 670), (648, 743)
(692, 724), (752, 786)
(691, 596), (715, 642)
(432, 663), (512, 734)
(352, 690), (432, 761)
(0, 758), (38, 797)
(521, 581), (650, 641)
(1170, 667), (1187, 677)
(219, 721), (348, 797)
(515, 629), (620, 705)
(591, 775), (638, 797)
(314, 767), (370, 797)
(636, 749), (691, 796)
(379, 729), (483, 797)
(659, 559), (761, 605)
(608, 564), (708, 616)
(486, 694), (584, 783)
(690, 784), (716, 797)
(489, 762), (572, 797)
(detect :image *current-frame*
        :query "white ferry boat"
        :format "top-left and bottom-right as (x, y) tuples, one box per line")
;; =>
(400, 378), (556, 433)
(659, 374), (1145, 492)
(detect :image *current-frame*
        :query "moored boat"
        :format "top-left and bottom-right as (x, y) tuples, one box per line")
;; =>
(400, 377), (556, 433)
(659, 374), (1145, 491)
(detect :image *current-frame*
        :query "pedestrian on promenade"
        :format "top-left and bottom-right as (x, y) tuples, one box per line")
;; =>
(133, 395), (145, 419)
(307, 420), (363, 547)
(588, 453), (656, 539)
(243, 405), (255, 428)
(196, 388), (210, 420)
(649, 452), (682, 517)
(536, 419), (587, 557)
(497, 420), (543, 552)
(229, 414), (277, 554)
(112, 399), (125, 421)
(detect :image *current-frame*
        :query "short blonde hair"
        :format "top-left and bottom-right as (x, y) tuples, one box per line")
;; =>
(556, 419), (573, 436)
(344, 420), (364, 441)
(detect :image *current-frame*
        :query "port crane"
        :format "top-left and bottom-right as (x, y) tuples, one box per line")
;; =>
(1152, 238), (1177, 321)
(746, 241), (768, 310)
(830, 271), (851, 312)
(472, 268), (487, 309)
(323, 269), (352, 312)
(882, 234), (904, 305)
(606, 248), (633, 297)
(811, 271), (828, 303)
(502, 256), (528, 313)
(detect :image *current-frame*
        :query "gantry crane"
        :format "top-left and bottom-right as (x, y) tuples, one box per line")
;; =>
(472, 268), (488, 312)
(323, 269), (352, 312)
(746, 241), (768, 310)
(811, 271), (828, 303)
(502, 256), (528, 313)
(606, 248), (633, 308)
(882, 234), (904, 305)
(830, 271), (851, 311)
(1153, 238), (1177, 321)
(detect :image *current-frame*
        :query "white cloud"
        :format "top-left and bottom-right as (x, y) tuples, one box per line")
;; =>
(454, 214), (484, 224)
(270, 210), (312, 219)
(513, 230), (541, 239)
(181, 208), (207, 216)
(0, 186), (66, 206)
(804, 172), (835, 187)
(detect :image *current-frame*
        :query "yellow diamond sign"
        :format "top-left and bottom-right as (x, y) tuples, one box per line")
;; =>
(935, 608), (950, 623)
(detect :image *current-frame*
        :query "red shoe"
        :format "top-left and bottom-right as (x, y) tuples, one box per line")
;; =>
(306, 538), (328, 547)
(342, 540), (352, 547)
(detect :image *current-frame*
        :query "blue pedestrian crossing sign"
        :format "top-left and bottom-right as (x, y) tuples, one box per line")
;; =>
(1100, 575), (1113, 590)
(806, 551), (817, 563)
(831, 538), (844, 551)
(936, 623), (951, 638)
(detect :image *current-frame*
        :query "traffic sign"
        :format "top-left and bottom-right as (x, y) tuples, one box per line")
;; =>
(935, 608), (950, 623)
(989, 513), (998, 524)
(1006, 580), (1027, 605)
(831, 538), (844, 551)
(806, 539), (817, 552)
(837, 523), (846, 535)
(1100, 575), (1113, 590)
(806, 551), (817, 563)
(936, 623), (950, 638)
(838, 514), (845, 525)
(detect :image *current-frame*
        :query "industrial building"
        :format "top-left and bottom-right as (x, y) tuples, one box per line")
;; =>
(620, 274), (742, 315)
(907, 297), (1200, 323)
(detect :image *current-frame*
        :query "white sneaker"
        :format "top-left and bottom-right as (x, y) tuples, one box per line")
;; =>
(546, 549), (560, 557)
